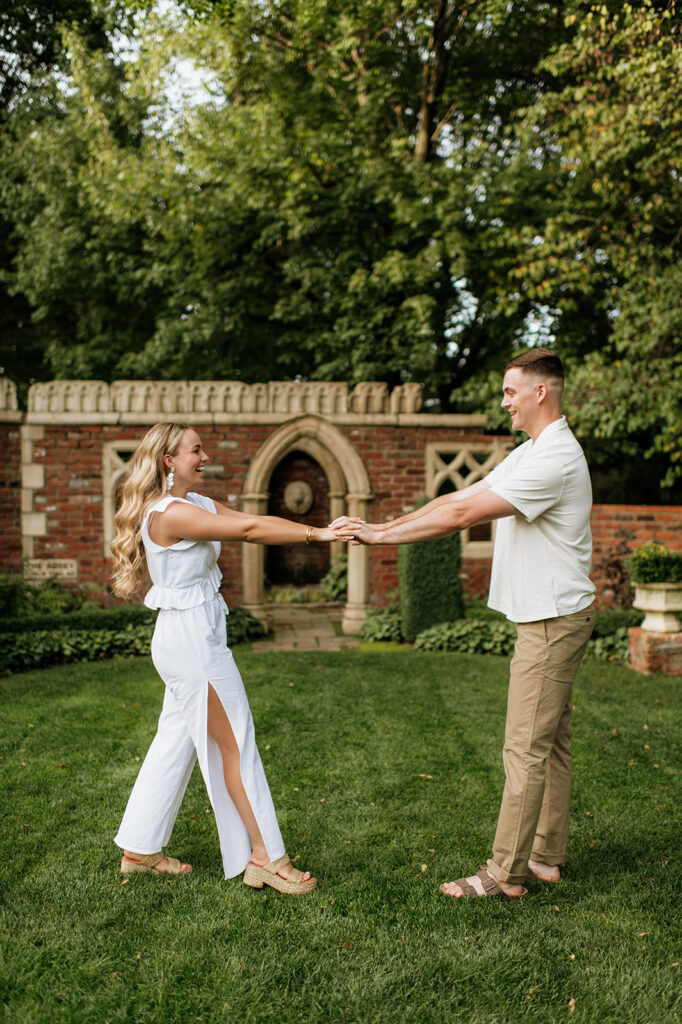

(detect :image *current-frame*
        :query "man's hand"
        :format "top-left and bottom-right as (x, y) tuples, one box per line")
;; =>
(328, 488), (518, 546)
(329, 515), (372, 545)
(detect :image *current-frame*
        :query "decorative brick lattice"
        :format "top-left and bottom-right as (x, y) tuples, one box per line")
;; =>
(425, 441), (512, 558)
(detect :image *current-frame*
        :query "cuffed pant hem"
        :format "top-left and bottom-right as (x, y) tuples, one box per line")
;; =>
(486, 859), (528, 886)
(530, 851), (565, 867)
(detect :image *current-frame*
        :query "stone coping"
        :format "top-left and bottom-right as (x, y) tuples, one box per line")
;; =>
(22, 410), (489, 427)
(0, 377), (487, 428)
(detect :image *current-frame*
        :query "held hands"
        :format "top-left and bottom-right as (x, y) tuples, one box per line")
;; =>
(309, 517), (378, 545)
(328, 516), (377, 546)
(305, 520), (372, 544)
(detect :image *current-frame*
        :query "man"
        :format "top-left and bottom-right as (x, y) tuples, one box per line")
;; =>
(335, 349), (595, 899)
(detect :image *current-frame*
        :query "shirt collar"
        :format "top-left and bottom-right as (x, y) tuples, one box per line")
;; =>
(531, 415), (567, 450)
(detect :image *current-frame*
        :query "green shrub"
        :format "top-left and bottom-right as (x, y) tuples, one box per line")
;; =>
(587, 628), (630, 665)
(0, 573), (87, 618)
(27, 577), (85, 614)
(0, 575), (31, 616)
(1, 607), (265, 676)
(0, 624), (155, 675)
(398, 503), (463, 642)
(413, 615), (632, 665)
(226, 607), (267, 645)
(462, 599), (507, 622)
(592, 607), (643, 638)
(414, 618), (517, 656)
(625, 542), (682, 583)
(359, 605), (404, 643)
(320, 557), (348, 602)
(263, 585), (327, 603)
(0, 604), (155, 635)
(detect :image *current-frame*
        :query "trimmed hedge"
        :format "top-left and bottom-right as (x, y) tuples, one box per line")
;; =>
(0, 607), (266, 675)
(0, 604), (155, 635)
(398, 504), (463, 642)
(0, 624), (155, 675)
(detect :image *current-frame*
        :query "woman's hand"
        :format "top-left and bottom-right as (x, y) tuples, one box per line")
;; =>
(328, 517), (378, 545)
(313, 525), (344, 543)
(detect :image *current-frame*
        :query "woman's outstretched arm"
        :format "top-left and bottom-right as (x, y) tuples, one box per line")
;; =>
(150, 500), (339, 547)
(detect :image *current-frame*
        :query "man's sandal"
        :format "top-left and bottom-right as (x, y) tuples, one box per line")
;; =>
(120, 852), (191, 877)
(243, 855), (317, 895)
(439, 867), (527, 900)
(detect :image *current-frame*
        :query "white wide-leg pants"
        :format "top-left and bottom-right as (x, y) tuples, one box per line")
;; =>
(114, 597), (285, 878)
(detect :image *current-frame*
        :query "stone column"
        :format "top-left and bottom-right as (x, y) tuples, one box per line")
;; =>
(328, 489), (346, 565)
(342, 492), (372, 635)
(21, 424), (47, 561)
(241, 492), (269, 626)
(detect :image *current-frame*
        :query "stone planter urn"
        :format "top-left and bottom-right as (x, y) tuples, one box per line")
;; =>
(632, 582), (682, 633)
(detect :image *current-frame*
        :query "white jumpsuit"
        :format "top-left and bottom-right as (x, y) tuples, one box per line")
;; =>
(114, 492), (285, 878)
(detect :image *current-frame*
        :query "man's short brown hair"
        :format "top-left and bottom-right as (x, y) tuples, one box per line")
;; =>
(504, 348), (564, 385)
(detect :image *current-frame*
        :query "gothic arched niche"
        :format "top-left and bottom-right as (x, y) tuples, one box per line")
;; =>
(241, 415), (372, 634)
(265, 450), (331, 587)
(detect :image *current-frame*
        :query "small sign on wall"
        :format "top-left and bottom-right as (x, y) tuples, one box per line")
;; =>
(24, 559), (78, 581)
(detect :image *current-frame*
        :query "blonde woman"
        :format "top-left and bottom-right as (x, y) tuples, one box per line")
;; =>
(111, 422), (339, 894)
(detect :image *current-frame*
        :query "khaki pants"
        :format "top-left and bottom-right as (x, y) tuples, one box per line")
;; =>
(488, 603), (595, 885)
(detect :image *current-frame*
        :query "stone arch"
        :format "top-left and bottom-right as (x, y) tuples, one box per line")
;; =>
(241, 416), (373, 634)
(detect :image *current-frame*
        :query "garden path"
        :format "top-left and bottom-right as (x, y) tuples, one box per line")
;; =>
(249, 605), (358, 652)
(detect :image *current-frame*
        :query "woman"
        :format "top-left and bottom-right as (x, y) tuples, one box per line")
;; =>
(111, 422), (339, 894)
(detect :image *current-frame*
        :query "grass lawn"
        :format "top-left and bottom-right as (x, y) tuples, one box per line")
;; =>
(1, 650), (680, 1023)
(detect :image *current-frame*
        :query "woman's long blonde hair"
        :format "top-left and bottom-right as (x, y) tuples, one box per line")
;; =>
(111, 422), (190, 599)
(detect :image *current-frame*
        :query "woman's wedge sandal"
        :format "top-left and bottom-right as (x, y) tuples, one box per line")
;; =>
(243, 855), (317, 894)
(439, 867), (527, 900)
(120, 852), (191, 876)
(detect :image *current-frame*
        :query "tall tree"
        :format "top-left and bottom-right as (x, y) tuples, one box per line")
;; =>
(3, 0), (680, 486)
(0, 1), (126, 394)
(478, 0), (681, 487)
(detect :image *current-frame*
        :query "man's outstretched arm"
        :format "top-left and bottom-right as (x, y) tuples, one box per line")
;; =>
(334, 488), (518, 545)
(365, 480), (493, 533)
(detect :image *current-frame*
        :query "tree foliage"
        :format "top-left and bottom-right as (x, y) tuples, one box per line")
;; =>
(514, 1), (682, 486)
(0, 1), (680, 486)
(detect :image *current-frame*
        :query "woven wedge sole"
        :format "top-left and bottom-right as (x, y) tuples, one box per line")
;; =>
(243, 855), (317, 895)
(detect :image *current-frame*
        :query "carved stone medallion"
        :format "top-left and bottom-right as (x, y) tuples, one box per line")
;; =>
(283, 480), (314, 514)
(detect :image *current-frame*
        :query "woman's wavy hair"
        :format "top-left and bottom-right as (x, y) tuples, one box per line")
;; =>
(110, 422), (190, 599)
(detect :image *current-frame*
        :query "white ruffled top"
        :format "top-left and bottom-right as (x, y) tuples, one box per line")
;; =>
(142, 492), (228, 613)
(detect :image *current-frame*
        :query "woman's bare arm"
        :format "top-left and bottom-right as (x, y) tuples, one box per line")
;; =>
(150, 501), (338, 547)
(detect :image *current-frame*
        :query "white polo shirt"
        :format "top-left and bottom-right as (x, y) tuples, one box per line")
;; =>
(485, 416), (595, 623)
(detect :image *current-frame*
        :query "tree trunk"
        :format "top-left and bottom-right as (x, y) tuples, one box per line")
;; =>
(415, 0), (451, 163)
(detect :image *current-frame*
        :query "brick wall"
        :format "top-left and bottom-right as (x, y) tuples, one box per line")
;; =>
(2, 410), (681, 612)
(591, 505), (682, 607)
(348, 425), (495, 605)
(366, 503), (682, 608)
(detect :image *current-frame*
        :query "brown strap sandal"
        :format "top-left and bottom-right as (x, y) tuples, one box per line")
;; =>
(440, 867), (526, 900)
(243, 854), (317, 894)
(120, 852), (191, 876)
